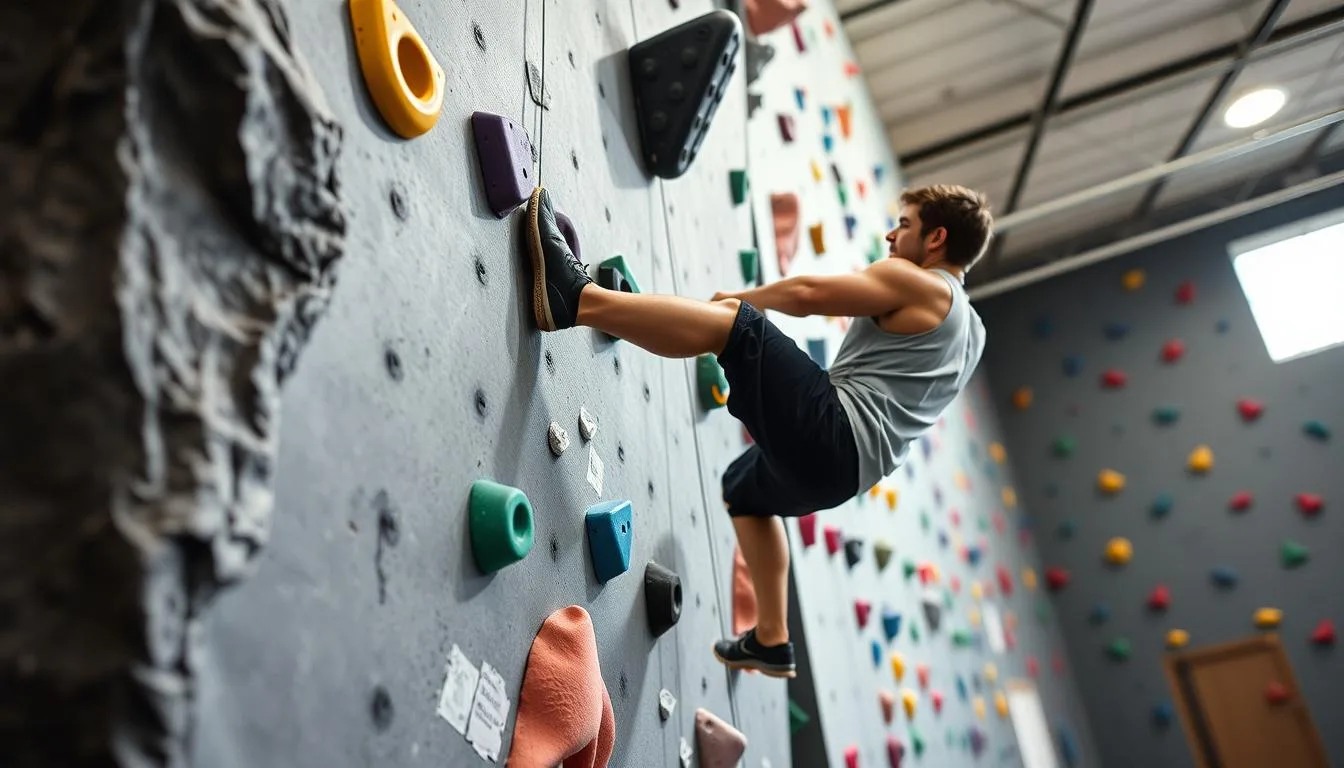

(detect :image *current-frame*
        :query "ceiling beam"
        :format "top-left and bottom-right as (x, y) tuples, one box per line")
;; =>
(839, 0), (916, 23)
(1131, 0), (1295, 217)
(896, 4), (1344, 167)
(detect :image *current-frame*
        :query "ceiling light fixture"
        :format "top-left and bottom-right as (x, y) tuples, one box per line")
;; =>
(1224, 87), (1287, 129)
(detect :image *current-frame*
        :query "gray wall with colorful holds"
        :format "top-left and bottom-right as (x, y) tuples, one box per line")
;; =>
(978, 186), (1344, 768)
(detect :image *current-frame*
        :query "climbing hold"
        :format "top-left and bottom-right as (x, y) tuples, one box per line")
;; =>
(1103, 322), (1130, 340)
(1265, 681), (1290, 705)
(739, 249), (759, 284)
(789, 699), (810, 733)
(902, 560), (917, 580)
(1303, 419), (1331, 441)
(910, 728), (925, 757)
(597, 254), (642, 294)
(809, 159), (823, 183)
(469, 479), (535, 573)
(874, 540), (894, 571)
(956, 676), (968, 701)
(628, 11), (742, 179)
(585, 500), (633, 583)
(1147, 585), (1171, 611)
(855, 599), (872, 628)
(1097, 469), (1126, 494)
(820, 105), (833, 126)
(1062, 354), (1084, 377)
(1011, 387), (1033, 410)
(1216, 318), (1230, 333)
(951, 629), (973, 648)
(982, 662), (997, 684)
(797, 513), (818, 548)
(1210, 566), (1239, 588)
(471, 112), (535, 216)
(973, 696), (986, 719)
(844, 539), (863, 569)
(1166, 629), (1190, 649)
(824, 526), (843, 556)
(822, 134), (835, 152)
(1296, 493), (1324, 516)
(694, 707), (747, 767)
(857, 179), (868, 198)
(1152, 702), (1173, 728)
(1001, 486), (1018, 507)
(1236, 398), (1264, 421)
(1175, 280), (1196, 304)
(659, 689), (677, 721)
(886, 737), (904, 768)
(644, 561), (683, 637)
(1088, 604), (1110, 625)
(881, 609), (903, 642)
(1108, 637), (1132, 661)
(890, 651), (906, 681)
(901, 689), (917, 719)
(918, 562), (939, 585)
(1228, 490), (1254, 511)
(1187, 445), (1214, 473)
(351, 0), (445, 138)
(836, 104), (853, 138)
(879, 689), (896, 724)
(1022, 567), (1038, 590)
(843, 746), (858, 768)
(1121, 269), (1146, 290)
(809, 223), (825, 254)
(1031, 316), (1054, 339)
(1104, 537), (1133, 566)
(578, 407), (598, 441)
(697, 354), (730, 410)
(916, 664), (930, 689)
(1026, 656), (1040, 677)
(1057, 520), (1076, 539)
(1151, 493), (1174, 518)
(844, 214), (858, 240)
(871, 639), (883, 668)
(776, 113), (796, 142)
(994, 692), (1008, 719)
(1153, 406), (1181, 425)
(931, 691), (944, 714)
(548, 422), (574, 457)
(1053, 435), (1076, 457)
(996, 565), (1014, 596)
(836, 186), (848, 207)
(1045, 567), (1070, 592)
(1281, 540), (1308, 568)
(1310, 619), (1336, 645)
(1161, 339), (1185, 363)
(1101, 369), (1128, 389)
(965, 546), (982, 566)
(988, 442), (1007, 463)
(922, 599), (943, 632)
(1059, 729), (1078, 767)
(1254, 607), (1282, 628)
(729, 169), (749, 204)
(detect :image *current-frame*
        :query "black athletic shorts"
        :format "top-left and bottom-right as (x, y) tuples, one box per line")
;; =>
(718, 302), (860, 519)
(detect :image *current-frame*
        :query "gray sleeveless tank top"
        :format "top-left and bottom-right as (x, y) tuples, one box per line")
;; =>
(828, 269), (986, 488)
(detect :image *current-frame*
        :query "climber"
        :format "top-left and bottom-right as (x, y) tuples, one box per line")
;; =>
(523, 184), (989, 678)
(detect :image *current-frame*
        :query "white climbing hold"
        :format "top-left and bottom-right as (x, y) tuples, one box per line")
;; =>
(659, 689), (677, 721)
(579, 407), (598, 441)
(548, 422), (570, 456)
(679, 736), (694, 768)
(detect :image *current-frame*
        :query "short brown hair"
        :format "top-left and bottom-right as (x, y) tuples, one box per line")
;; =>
(900, 184), (994, 268)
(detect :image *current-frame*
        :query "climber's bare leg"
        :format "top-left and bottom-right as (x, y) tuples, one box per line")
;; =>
(575, 285), (740, 359)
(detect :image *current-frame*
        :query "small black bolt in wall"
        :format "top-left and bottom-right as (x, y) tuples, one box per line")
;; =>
(370, 686), (394, 731)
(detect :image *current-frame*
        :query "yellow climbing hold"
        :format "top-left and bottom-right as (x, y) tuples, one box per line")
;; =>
(890, 652), (906, 681)
(1002, 487), (1018, 508)
(884, 488), (898, 511)
(983, 663), (998, 683)
(989, 442), (1007, 463)
(1022, 567), (1038, 590)
(1166, 629), (1190, 649)
(969, 607), (982, 627)
(809, 224), (826, 254)
(811, 159), (824, 182)
(954, 470), (970, 490)
(350, 0), (446, 138)
(901, 688), (918, 719)
(1104, 537), (1133, 565)
(1188, 445), (1214, 473)
(1012, 387), (1033, 410)
(1097, 469), (1126, 494)
(995, 692), (1009, 718)
(1254, 607), (1282, 629)
(973, 696), (986, 720)
(1122, 269), (1146, 291)
(970, 581), (983, 601)
(869, 485), (881, 499)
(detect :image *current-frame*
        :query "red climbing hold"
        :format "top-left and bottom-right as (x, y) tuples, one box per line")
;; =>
(1296, 493), (1324, 516)
(1229, 491), (1254, 512)
(1175, 280), (1196, 304)
(997, 565), (1014, 596)
(824, 525), (843, 555)
(1161, 340), (1185, 363)
(1311, 619), (1336, 645)
(1147, 585), (1171, 611)
(931, 690), (944, 713)
(1026, 656), (1040, 678)
(950, 576), (961, 593)
(1237, 398), (1264, 421)
(857, 180), (868, 199)
(917, 664), (929, 689)
(1101, 369), (1128, 389)
(950, 509), (961, 527)
(1265, 682), (1289, 705)
(918, 563), (936, 585)
(855, 599), (872, 628)
(790, 21), (806, 53)
(887, 736), (905, 768)
(777, 114), (796, 143)
(844, 745), (859, 768)
(798, 513), (818, 547)
(843, 60), (861, 77)
(1045, 567), (1070, 592)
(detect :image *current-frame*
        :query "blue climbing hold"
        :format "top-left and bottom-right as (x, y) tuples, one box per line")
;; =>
(820, 105), (833, 125)
(938, 530), (949, 548)
(1216, 318), (1229, 333)
(882, 609), (902, 641)
(585, 499), (633, 583)
(1032, 316), (1054, 339)
(1059, 729), (1079, 767)
(874, 164), (885, 183)
(971, 673), (982, 692)
(1211, 566), (1238, 588)
(1151, 493), (1174, 518)
(967, 546), (982, 565)
(871, 639), (883, 667)
(920, 436), (932, 460)
(1104, 322), (1130, 340)
(1089, 603), (1110, 625)
(1062, 354), (1083, 377)
(956, 675), (968, 701)
(794, 88), (806, 110)
(844, 214), (857, 240)
(1304, 419), (1331, 441)
(1153, 702), (1174, 728)
(822, 134), (834, 152)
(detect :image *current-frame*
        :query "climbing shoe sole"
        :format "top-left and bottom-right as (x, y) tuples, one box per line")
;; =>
(526, 186), (556, 332)
(712, 644), (797, 679)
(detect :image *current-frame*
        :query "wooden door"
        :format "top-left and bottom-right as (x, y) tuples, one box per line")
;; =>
(1164, 634), (1328, 768)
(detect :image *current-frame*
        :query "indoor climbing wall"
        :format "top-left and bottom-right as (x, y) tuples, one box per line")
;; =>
(737, 3), (1101, 766)
(189, 2), (787, 767)
(978, 188), (1343, 767)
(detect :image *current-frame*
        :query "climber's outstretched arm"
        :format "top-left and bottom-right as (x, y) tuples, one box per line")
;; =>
(713, 258), (921, 318)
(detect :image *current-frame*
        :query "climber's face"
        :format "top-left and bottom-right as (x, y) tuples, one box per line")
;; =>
(886, 204), (946, 267)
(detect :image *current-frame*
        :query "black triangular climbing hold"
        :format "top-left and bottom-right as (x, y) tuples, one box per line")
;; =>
(628, 11), (742, 179)
(922, 598), (942, 632)
(844, 538), (863, 569)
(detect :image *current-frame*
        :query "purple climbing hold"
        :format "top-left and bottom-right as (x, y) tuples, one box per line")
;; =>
(1104, 322), (1130, 340)
(555, 212), (580, 262)
(471, 111), (536, 218)
(968, 726), (986, 758)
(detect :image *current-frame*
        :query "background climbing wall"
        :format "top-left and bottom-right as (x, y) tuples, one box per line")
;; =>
(977, 187), (1343, 767)
(738, 3), (1101, 766)
(191, 1), (789, 766)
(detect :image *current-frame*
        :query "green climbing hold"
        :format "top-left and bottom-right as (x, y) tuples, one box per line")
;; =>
(952, 629), (973, 647)
(911, 728), (925, 757)
(1153, 406), (1180, 425)
(978, 515), (989, 532)
(468, 479), (535, 573)
(597, 254), (641, 294)
(1053, 435), (1076, 457)
(920, 512), (930, 531)
(697, 354), (730, 410)
(1281, 539), (1309, 568)
(837, 186), (848, 207)
(789, 699), (811, 734)
(739, 249), (758, 283)
(729, 169), (749, 204)
(1036, 598), (1051, 624)
(903, 560), (917, 580)
(910, 623), (921, 643)
(1108, 637), (1131, 660)
(1304, 419), (1331, 441)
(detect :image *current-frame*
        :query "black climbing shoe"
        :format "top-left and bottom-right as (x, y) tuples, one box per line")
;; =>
(525, 186), (592, 331)
(712, 627), (796, 678)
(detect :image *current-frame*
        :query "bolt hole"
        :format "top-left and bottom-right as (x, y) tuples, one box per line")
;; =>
(617, 444), (625, 462)
(474, 388), (488, 417)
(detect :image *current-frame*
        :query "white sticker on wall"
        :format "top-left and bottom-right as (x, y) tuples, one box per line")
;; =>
(436, 644), (479, 735)
(586, 446), (604, 495)
(465, 662), (510, 761)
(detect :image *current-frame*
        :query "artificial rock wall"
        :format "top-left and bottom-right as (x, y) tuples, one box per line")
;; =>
(978, 187), (1344, 767)
(741, 3), (1100, 767)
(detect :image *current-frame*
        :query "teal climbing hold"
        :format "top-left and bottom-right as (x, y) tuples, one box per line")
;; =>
(1304, 420), (1331, 441)
(1089, 604), (1110, 625)
(1151, 493), (1174, 518)
(1281, 539), (1309, 568)
(837, 185), (848, 207)
(697, 354), (730, 410)
(882, 609), (902, 641)
(871, 639), (883, 667)
(469, 479), (535, 573)
(1153, 702), (1174, 728)
(585, 499), (633, 583)
(729, 169), (749, 205)
(739, 249), (758, 283)
(1153, 406), (1180, 425)
(951, 629), (973, 647)
(789, 699), (811, 734)
(1053, 435), (1076, 457)
(823, 134), (835, 152)
(1107, 637), (1132, 661)
(597, 254), (641, 294)
(1057, 520), (1076, 539)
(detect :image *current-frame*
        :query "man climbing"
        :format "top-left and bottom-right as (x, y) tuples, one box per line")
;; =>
(523, 183), (989, 678)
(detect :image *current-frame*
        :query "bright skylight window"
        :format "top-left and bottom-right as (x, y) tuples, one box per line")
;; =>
(1229, 208), (1344, 363)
